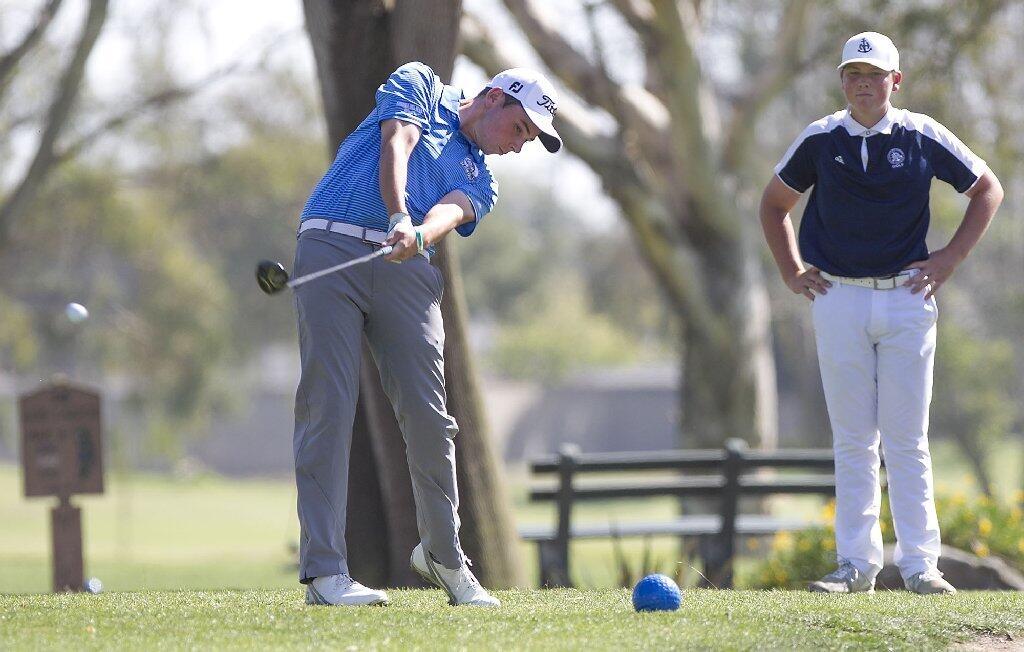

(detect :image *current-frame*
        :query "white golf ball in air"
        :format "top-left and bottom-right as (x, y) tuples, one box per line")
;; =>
(65, 302), (89, 324)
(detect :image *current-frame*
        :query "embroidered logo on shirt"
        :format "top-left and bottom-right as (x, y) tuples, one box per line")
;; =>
(834, 155), (845, 165)
(396, 100), (424, 117)
(460, 156), (479, 181)
(887, 148), (905, 168)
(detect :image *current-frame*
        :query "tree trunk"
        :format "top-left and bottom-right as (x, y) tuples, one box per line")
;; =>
(682, 239), (778, 449)
(434, 242), (525, 587)
(302, 0), (523, 587)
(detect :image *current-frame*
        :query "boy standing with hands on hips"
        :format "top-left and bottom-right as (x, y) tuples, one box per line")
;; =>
(759, 32), (1003, 594)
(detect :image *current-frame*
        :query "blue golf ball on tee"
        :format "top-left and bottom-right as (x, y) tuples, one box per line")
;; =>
(632, 573), (682, 612)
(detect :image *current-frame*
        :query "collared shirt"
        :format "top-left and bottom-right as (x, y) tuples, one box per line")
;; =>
(300, 62), (498, 240)
(774, 106), (988, 277)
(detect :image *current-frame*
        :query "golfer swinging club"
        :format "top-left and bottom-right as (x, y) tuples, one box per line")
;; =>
(292, 62), (560, 607)
(760, 32), (1003, 594)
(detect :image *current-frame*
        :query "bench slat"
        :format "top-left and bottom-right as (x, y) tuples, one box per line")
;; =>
(529, 475), (836, 501)
(518, 514), (820, 540)
(529, 448), (843, 474)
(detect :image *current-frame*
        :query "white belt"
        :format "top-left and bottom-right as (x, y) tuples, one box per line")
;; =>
(820, 270), (914, 290)
(298, 218), (428, 259)
(299, 218), (388, 244)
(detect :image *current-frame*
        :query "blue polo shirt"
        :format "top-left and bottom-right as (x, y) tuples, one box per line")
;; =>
(300, 62), (497, 238)
(775, 107), (987, 277)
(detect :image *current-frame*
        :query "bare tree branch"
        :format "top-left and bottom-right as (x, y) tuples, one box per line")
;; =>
(461, 11), (725, 343)
(606, 0), (654, 35)
(54, 61), (246, 166)
(0, 0), (64, 101)
(722, 0), (812, 172)
(492, 2), (670, 175)
(0, 0), (108, 250)
(648, 0), (739, 243)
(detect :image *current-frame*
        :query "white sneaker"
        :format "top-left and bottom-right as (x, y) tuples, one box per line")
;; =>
(808, 560), (875, 593)
(410, 543), (500, 607)
(906, 569), (956, 595)
(305, 573), (388, 606)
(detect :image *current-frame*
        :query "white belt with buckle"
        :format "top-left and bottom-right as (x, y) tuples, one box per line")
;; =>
(820, 270), (914, 290)
(298, 218), (427, 259)
(298, 218), (387, 243)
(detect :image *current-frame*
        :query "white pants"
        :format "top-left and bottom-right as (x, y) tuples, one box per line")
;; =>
(811, 278), (941, 580)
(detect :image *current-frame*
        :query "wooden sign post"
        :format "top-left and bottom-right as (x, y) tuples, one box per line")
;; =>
(19, 380), (104, 593)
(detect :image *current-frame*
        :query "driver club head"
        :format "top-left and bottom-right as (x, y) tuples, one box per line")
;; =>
(255, 260), (290, 295)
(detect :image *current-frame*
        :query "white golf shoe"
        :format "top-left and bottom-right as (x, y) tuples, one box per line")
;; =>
(808, 561), (875, 593)
(410, 543), (500, 607)
(906, 569), (956, 595)
(305, 573), (389, 606)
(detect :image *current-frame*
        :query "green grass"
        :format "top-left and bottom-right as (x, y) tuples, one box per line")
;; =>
(1, 588), (1022, 650)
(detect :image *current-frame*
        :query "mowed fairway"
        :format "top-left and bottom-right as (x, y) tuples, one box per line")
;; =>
(2, 588), (1023, 650)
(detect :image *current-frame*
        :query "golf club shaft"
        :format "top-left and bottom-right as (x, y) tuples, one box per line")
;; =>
(287, 245), (394, 289)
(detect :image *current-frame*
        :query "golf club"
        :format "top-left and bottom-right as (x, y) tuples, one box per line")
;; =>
(255, 245), (394, 295)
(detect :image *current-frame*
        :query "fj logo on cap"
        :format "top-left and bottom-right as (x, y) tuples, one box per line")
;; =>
(508, 81), (524, 93)
(857, 38), (872, 53)
(887, 148), (905, 168)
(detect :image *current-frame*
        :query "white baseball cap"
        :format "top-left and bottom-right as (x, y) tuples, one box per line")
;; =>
(487, 68), (561, 153)
(837, 32), (900, 72)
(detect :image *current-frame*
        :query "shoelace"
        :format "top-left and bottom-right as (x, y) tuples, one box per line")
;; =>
(445, 558), (481, 594)
(333, 573), (355, 589)
(824, 561), (857, 582)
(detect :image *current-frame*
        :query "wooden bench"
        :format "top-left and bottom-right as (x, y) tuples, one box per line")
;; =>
(520, 439), (850, 588)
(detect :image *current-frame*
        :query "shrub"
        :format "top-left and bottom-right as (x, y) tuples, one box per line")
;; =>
(745, 491), (1024, 589)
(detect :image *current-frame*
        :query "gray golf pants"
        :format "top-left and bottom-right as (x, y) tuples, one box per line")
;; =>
(292, 229), (462, 583)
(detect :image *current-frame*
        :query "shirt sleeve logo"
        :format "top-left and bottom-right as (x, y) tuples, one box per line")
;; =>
(887, 148), (905, 168)
(460, 156), (479, 181)
(397, 100), (425, 118)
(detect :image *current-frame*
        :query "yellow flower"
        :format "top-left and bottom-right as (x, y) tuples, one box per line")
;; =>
(773, 532), (793, 550)
(1013, 490), (1024, 504)
(820, 501), (837, 521)
(1017, 539), (1024, 555)
(978, 517), (993, 536)
(951, 492), (967, 506)
(972, 541), (990, 557)
(798, 539), (812, 552)
(1011, 508), (1023, 524)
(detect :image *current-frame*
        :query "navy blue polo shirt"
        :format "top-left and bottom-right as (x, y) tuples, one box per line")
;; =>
(775, 106), (987, 277)
(300, 62), (498, 239)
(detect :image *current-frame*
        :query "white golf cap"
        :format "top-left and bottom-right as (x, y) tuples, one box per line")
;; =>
(837, 32), (900, 72)
(487, 68), (561, 153)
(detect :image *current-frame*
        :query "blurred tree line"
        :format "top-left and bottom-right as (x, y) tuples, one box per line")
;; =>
(0, 0), (1020, 496)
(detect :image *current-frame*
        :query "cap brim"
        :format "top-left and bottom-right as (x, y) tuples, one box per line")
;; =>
(524, 108), (561, 153)
(538, 132), (561, 153)
(838, 57), (898, 71)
